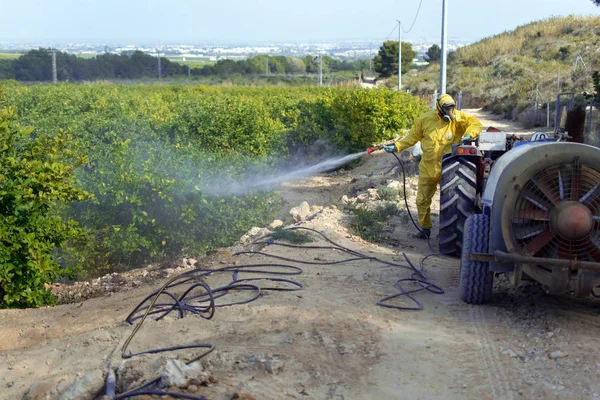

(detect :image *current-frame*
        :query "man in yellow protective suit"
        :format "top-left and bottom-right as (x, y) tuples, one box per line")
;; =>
(384, 94), (483, 239)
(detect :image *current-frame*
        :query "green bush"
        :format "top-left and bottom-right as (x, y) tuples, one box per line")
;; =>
(349, 204), (397, 242)
(2, 83), (425, 281)
(0, 105), (91, 308)
(377, 185), (399, 201)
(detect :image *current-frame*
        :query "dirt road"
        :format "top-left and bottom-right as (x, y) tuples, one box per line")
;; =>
(2, 109), (600, 400)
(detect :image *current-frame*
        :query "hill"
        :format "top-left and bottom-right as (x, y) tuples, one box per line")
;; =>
(402, 15), (600, 124)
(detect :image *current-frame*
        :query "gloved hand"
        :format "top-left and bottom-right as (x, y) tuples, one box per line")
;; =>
(462, 134), (472, 142)
(383, 144), (397, 153)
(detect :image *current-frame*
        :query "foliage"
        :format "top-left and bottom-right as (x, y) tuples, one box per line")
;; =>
(5, 50), (371, 83)
(2, 83), (426, 283)
(349, 203), (398, 243)
(374, 41), (417, 78)
(377, 185), (399, 201)
(425, 45), (441, 63)
(267, 227), (314, 244)
(0, 104), (91, 308)
(12, 49), (187, 81)
(404, 15), (600, 120)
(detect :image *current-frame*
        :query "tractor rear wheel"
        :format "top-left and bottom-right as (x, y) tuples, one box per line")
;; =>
(459, 214), (494, 304)
(439, 156), (479, 256)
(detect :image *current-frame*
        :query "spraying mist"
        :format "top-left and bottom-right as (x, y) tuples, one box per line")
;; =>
(197, 151), (367, 196)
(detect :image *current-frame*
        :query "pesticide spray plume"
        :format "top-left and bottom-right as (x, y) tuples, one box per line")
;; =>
(197, 151), (367, 196)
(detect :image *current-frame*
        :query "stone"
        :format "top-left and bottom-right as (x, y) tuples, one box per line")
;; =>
(502, 349), (518, 358)
(290, 201), (311, 222)
(268, 220), (283, 230)
(367, 188), (378, 199)
(355, 194), (369, 203)
(386, 180), (402, 190)
(247, 227), (263, 236)
(232, 390), (256, 400)
(184, 258), (198, 266)
(265, 359), (284, 374)
(59, 370), (104, 400)
(160, 360), (205, 388)
(341, 195), (351, 204)
(549, 351), (568, 360)
(24, 381), (59, 400)
(24, 375), (76, 400)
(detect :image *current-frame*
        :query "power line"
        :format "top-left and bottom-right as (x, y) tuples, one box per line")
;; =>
(401, 0), (424, 34)
(384, 24), (398, 41)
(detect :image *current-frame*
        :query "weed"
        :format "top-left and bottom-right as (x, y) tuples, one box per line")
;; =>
(349, 204), (397, 242)
(377, 185), (399, 201)
(267, 227), (314, 244)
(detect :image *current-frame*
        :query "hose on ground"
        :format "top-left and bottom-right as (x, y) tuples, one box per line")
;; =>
(109, 152), (445, 398)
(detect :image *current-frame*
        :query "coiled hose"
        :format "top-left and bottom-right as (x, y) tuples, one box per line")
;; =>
(107, 152), (445, 399)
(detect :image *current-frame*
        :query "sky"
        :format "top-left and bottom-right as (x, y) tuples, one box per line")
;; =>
(1, 0), (598, 45)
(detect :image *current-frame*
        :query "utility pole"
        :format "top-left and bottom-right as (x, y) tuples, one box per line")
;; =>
(557, 68), (560, 90)
(156, 49), (162, 79)
(266, 58), (269, 75)
(369, 42), (372, 72)
(319, 54), (323, 87)
(439, 0), (448, 95)
(51, 50), (57, 83)
(398, 20), (402, 91)
(187, 65), (191, 78)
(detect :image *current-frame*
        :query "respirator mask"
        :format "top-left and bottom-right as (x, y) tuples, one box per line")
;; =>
(437, 99), (456, 123)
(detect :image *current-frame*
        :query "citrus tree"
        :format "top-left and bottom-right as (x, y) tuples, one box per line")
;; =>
(0, 103), (91, 308)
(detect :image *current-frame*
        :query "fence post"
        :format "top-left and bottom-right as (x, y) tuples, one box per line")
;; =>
(534, 86), (539, 125)
(547, 103), (550, 130)
(587, 102), (594, 138)
(554, 93), (561, 135)
(432, 89), (438, 109)
(457, 91), (463, 110)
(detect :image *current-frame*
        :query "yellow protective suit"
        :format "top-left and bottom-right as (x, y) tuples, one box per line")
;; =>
(394, 94), (483, 229)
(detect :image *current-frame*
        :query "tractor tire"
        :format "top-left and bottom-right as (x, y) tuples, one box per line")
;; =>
(439, 156), (478, 256)
(459, 214), (493, 304)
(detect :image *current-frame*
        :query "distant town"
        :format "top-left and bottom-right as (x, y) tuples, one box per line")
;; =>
(0, 39), (471, 62)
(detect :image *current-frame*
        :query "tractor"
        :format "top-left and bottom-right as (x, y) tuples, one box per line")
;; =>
(439, 128), (600, 304)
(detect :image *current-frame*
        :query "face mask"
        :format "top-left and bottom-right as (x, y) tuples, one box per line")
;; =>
(437, 102), (456, 122)
(442, 107), (455, 122)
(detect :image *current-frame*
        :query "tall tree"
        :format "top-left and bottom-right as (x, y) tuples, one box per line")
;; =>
(593, 0), (600, 5)
(373, 40), (416, 78)
(425, 44), (441, 62)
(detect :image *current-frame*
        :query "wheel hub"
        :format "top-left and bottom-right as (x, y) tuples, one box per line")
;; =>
(553, 201), (593, 241)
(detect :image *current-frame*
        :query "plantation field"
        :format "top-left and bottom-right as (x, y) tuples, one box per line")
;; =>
(167, 56), (215, 68)
(0, 82), (426, 307)
(0, 53), (20, 60)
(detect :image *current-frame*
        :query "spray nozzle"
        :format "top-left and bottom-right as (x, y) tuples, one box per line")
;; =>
(366, 143), (387, 155)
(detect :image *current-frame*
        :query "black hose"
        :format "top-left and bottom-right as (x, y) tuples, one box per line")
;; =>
(110, 151), (446, 398)
(371, 152), (445, 310)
